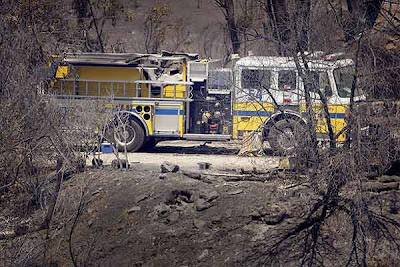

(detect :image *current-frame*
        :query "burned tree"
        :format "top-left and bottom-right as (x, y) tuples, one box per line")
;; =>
(215, 0), (242, 54)
(72, 0), (124, 52)
(231, 1), (400, 266)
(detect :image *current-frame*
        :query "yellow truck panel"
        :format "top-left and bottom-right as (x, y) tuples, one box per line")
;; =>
(55, 66), (69, 78)
(300, 103), (347, 141)
(232, 102), (275, 138)
(76, 66), (148, 97)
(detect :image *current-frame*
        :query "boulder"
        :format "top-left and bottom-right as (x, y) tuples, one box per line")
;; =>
(227, 189), (243, 195)
(195, 199), (213, 211)
(165, 190), (193, 205)
(166, 211), (180, 224)
(193, 219), (207, 229)
(264, 211), (288, 225)
(199, 190), (219, 202)
(127, 206), (141, 213)
(161, 161), (179, 173)
(154, 203), (171, 218)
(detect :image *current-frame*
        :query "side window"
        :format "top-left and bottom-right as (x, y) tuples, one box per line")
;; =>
(208, 70), (231, 90)
(241, 69), (270, 89)
(240, 69), (271, 101)
(309, 71), (332, 97)
(242, 69), (258, 89)
(278, 70), (296, 91)
(334, 66), (359, 98)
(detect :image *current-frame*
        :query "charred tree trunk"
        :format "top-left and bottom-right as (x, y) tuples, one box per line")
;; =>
(264, 0), (290, 55)
(215, 0), (241, 54)
(296, 0), (310, 53)
(344, 0), (383, 41)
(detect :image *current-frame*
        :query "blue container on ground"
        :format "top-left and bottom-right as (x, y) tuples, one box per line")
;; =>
(100, 143), (113, 153)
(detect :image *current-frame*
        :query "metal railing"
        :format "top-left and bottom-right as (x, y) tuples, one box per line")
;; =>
(54, 78), (194, 102)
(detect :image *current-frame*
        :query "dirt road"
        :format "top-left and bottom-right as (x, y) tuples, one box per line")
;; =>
(97, 140), (280, 171)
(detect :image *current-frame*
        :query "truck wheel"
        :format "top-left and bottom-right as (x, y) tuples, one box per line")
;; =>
(140, 138), (158, 151)
(113, 120), (145, 152)
(268, 119), (304, 155)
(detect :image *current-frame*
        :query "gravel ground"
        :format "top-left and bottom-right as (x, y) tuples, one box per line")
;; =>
(94, 140), (280, 172)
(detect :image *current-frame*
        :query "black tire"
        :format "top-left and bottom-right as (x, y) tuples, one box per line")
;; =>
(268, 119), (304, 155)
(139, 138), (158, 151)
(112, 119), (145, 152)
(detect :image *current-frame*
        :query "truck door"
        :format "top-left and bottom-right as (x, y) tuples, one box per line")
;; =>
(153, 103), (182, 136)
(298, 70), (334, 138)
(270, 69), (299, 107)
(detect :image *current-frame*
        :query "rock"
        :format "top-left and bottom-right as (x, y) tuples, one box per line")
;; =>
(193, 219), (207, 229)
(199, 190), (219, 202)
(127, 206), (141, 213)
(182, 171), (213, 183)
(211, 215), (222, 224)
(87, 220), (93, 227)
(175, 204), (189, 212)
(224, 209), (232, 218)
(227, 189), (243, 195)
(264, 211), (288, 225)
(182, 171), (202, 179)
(166, 211), (180, 224)
(161, 161), (179, 173)
(195, 199), (213, 211)
(165, 190), (193, 205)
(111, 159), (130, 169)
(198, 249), (209, 261)
(250, 210), (262, 220)
(244, 224), (270, 241)
(154, 203), (171, 218)
(135, 193), (149, 203)
(258, 208), (269, 217)
(363, 182), (399, 193)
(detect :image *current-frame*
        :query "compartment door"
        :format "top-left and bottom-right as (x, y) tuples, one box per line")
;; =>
(154, 105), (181, 135)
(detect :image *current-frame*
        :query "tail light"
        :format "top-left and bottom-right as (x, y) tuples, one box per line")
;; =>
(283, 98), (292, 103)
(210, 124), (218, 129)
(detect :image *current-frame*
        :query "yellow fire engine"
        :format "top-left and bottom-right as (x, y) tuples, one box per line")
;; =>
(49, 52), (362, 153)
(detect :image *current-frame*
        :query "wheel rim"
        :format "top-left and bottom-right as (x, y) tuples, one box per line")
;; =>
(114, 124), (136, 147)
(276, 127), (296, 151)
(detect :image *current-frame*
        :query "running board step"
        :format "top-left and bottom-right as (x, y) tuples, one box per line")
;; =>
(183, 134), (231, 141)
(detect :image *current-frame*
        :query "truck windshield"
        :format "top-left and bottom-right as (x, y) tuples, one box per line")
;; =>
(334, 66), (360, 98)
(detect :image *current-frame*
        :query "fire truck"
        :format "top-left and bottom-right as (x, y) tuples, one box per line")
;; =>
(49, 51), (360, 153)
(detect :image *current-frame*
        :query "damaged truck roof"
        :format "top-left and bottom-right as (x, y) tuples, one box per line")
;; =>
(62, 51), (199, 66)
